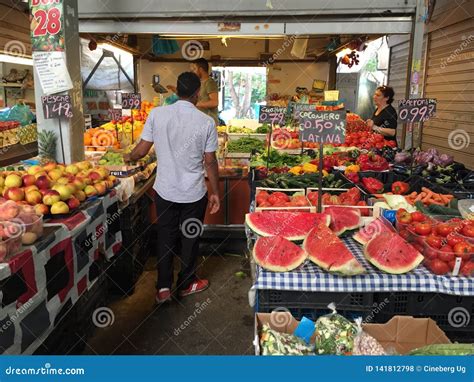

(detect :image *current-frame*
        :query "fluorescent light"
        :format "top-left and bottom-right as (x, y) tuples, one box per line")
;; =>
(0, 54), (33, 66)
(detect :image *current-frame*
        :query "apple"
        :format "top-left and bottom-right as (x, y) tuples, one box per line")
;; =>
(67, 197), (80, 210)
(34, 204), (49, 216)
(24, 185), (39, 194)
(50, 201), (70, 215)
(43, 162), (57, 172)
(25, 190), (43, 205)
(65, 164), (79, 175)
(5, 187), (25, 201)
(74, 190), (86, 202)
(52, 184), (73, 201)
(88, 171), (102, 182)
(27, 165), (43, 176)
(94, 182), (107, 196)
(84, 185), (97, 197)
(22, 174), (36, 187)
(48, 169), (63, 181)
(43, 190), (61, 206)
(36, 175), (51, 190)
(4, 174), (22, 188)
(56, 177), (69, 185)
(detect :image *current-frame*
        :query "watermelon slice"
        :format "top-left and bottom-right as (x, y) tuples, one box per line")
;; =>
(364, 232), (424, 274)
(325, 206), (362, 236)
(353, 217), (396, 245)
(303, 223), (365, 275)
(253, 235), (307, 272)
(246, 211), (330, 241)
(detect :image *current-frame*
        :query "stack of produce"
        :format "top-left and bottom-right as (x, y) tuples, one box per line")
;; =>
(314, 311), (358, 355)
(0, 161), (117, 216)
(227, 137), (265, 153)
(258, 172), (345, 189)
(256, 190), (310, 208)
(260, 324), (314, 355)
(335, 132), (397, 149)
(84, 128), (119, 151)
(356, 152), (390, 171)
(271, 128), (303, 150)
(307, 187), (370, 216)
(251, 150), (312, 175)
(345, 113), (370, 134)
(0, 201), (43, 249)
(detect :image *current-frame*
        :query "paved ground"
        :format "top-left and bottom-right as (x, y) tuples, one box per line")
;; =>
(83, 244), (255, 355)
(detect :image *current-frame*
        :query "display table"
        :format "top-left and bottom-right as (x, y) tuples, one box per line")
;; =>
(0, 192), (122, 355)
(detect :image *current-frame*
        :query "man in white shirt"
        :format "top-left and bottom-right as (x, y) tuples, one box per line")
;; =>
(125, 72), (220, 303)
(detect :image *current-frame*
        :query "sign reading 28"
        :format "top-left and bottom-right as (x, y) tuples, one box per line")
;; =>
(31, 0), (62, 37)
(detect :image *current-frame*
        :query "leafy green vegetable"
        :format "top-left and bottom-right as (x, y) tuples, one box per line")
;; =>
(227, 137), (265, 153)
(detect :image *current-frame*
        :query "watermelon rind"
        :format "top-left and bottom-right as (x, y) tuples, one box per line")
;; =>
(253, 235), (307, 272)
(364, 232), (424, 274)
(353, 217), (396, 245)
(303, 223), (365, 276)
(245, 211), (330, 241)
(326, 207), (362, 236)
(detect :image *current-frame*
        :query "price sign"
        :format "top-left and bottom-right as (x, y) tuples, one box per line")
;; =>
(259, 106), (286, 125)
(108, 108), (122, 121)
(292, 103), (315, 119)
(121, 93), (141, 109)
(398, 98), (436, 122)
(298, 110), (346, 144)
(41, 94), (72, 119)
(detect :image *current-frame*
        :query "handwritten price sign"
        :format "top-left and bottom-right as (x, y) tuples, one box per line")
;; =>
(108, 109), (122, 121)
(398, 98), (436, 123)
(259, 106), (286, 125)
(121, 93), (141, 109)
(298, 110), (346, 144)
(41, 94), (72, 119)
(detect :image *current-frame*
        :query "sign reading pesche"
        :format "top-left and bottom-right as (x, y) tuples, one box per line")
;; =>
(30, 0), (65, 52)
(41, 94), (72, 119)
(297, 110), (346, 144)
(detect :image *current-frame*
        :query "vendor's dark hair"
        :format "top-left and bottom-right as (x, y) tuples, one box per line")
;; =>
(377, 85), (395, 104)
(177, 72), (201, 98)
(192, 58), (209, 73)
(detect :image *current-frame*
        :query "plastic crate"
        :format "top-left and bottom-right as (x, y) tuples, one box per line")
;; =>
(257, 290), (376, 321)
(373, 292), (474, 342)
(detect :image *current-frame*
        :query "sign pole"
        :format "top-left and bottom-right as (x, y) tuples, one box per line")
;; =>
(317, 142), (324, 213)
(266, 124), (273, 170)
(57, 119), (66, 164)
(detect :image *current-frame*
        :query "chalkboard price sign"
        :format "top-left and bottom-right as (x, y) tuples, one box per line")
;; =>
(108, 108), (123, 121)
(259, 106), (286, 125)
(298, 110), (346, 144)
(398, 98), (436, 123)
(121, 93), (141, 109)
(292, 103), (315, 119)
(41, 95), (73, 119)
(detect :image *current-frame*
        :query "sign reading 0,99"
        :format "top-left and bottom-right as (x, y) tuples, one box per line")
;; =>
(297, 110), (346, 144)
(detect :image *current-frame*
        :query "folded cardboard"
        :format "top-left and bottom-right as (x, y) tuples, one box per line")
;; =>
(255, 312), (450, 355)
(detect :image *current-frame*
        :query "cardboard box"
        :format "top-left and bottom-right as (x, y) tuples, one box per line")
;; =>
(254, 312), (450, 356)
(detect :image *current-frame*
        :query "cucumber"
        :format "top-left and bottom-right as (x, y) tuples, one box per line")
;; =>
(427, 204), (461, 217)
(414, 201), (430, 215)
(409, 343), (474, 356)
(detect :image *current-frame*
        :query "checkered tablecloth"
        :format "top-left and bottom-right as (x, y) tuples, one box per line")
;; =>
(253, 237), (474, 296)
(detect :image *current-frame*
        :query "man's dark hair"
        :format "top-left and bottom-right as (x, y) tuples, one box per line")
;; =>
(192, 58), (209, 73)
(177, 72), (201, 98)
(377, 85), (395, 104)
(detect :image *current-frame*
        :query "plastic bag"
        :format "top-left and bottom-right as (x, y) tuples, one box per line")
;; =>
(260, 324), (314, 356)
(6, 103), (34, 126)
(314, 303), (357, 355)
(352, 317), (386, 355)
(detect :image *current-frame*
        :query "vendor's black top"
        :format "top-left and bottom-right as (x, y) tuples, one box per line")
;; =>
(372, 104), (398, 141)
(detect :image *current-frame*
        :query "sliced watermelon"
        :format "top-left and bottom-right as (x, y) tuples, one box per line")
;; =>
(364, 232), (424, 274)
(353, 217), (396, 245)
(303, 223), (365, 275)
(246, 211), (330, 241)
(253, 235), (307, 272)
(325, 206), (361, 236)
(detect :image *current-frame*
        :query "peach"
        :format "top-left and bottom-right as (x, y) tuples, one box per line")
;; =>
(67, 197), (80, 210)
(43, 162), (57, 172)
(93, 182), (107, 196)
(25, 190), (43, 205)
(73, 190), (86, 202)
(27, 165), (43, 176)
(5, 187), (25, 202)
(43, 190), (61, 206)
(36, 175), (51, 190)
(34, 204), (49, 216)
(22, 174), (36, 187)
(84, 185), (97, 197)
(4, 174), (22, 188)
(52, 184), (73, 201)
(88, 171), (102, 181)
(24, 185), (39, 193)
(50, 201), (69, 214)
(48, 169), (63, 181)
(56, 177), (70, 185)
(65, 164), (79, 175)
(0, 200), (20, 220)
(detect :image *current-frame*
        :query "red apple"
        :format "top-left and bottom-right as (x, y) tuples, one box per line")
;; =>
(36, 175), (51, 189)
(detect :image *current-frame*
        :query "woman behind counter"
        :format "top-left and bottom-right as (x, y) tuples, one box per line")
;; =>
(366, 85), (398, 144)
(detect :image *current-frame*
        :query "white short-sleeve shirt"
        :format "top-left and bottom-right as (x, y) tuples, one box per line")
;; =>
(140, 100), (218, 203)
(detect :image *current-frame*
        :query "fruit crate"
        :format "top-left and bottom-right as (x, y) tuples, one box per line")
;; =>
(373, 292), (474, 342)
(353, 171), (409, 194)
(255, 187), (315, 212)
(257, 290), (376, 322)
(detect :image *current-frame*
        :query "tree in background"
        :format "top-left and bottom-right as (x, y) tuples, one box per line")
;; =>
(226, 70), (266, 119)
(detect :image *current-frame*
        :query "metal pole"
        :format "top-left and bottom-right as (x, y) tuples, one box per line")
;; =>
(317, 143), (324, 213)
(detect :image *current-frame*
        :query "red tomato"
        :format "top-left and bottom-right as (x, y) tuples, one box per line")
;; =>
(447, 233), (464, 248)
(411, 211), (426, 223)
(268, 192), (290, 205)
(453, 242), (473, 260)
(436, 223), (454, 237)
(414, 222), (432, 236)
(256, 191), (269, 206)
(307, 192), (319, 206)
(258, 201), (272, 207)
(396, 209), (412, 224)
(460, 261), (474, 277)
(424, 246), (438, 260)
(438, 250), (455, 263)
(429, 259), (450, 275)
(426, 235), (443, 249)
(440, 244), (454, 253)
(461, 224), (474, 238)
(292, 195), (309, 207)
(357, 201), (370, 216)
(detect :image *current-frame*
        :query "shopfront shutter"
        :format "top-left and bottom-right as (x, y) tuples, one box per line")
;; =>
(422, 18), (474, 168)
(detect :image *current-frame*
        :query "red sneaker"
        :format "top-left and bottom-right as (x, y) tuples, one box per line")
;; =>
(156, 288), (172, 303)
(179, 279), (209, 297)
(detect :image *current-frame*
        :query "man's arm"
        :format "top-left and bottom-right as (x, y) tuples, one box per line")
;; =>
(197, 92), (218, 109)
(204, 151), (220, 214)
(124, 139), (153, 163)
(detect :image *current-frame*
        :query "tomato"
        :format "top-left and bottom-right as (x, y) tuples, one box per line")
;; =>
(429, 259), (450, 275)
(258, 201), (272, 207)
(424, 246), (438, 260)
(453, 242), (473, 259)
(292, 195), (309, 206)
(426, 235), (443, 249)
(268, 192), (289, 205)
(447, 233), (464, 248)
(414, 222), (432, 236)
(411, 211), (426, 223)
(357, 201), (370, 216)
(307, 192), (319, 206)
(256, 191), (269, 206)
(436, 223), (454, 237)
(460, 261), (474, 277)
(461, 224), (474, 238)
(438, 250), (455, 263)
(396, 209), (412, 224)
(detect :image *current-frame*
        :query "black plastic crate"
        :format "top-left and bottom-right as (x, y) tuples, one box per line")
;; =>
(373, 292), (474, 342)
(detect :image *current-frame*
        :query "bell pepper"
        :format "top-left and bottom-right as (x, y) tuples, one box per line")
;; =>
(346, 171), (360, 184)
(344, 164), (360, 174)
(361, 177), (384, 194)
(391, 181), (410, 195)
(288, 166), (303, 175)
(302, 162), (318, 173)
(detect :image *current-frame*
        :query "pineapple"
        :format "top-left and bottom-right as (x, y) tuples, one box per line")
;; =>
(37, 130), (57, 162)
